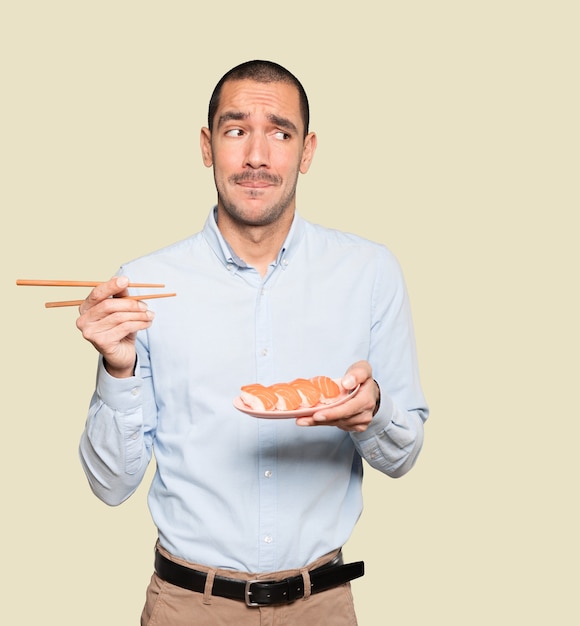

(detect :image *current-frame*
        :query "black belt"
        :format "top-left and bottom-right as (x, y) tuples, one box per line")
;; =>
(154, 549), (364, 607)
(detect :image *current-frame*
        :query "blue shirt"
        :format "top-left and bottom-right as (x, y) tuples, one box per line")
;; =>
(79, 209), (428, 573)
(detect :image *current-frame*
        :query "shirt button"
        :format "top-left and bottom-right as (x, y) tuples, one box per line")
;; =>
(261, 348), (269, 357)
(282, 259), (289, 267)
(264, 470), (272, 478)
(131, 387), (139, 396)
(264, 535), (273, 544)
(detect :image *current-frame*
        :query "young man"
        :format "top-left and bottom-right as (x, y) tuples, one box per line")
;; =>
(77, 60), (428, 625)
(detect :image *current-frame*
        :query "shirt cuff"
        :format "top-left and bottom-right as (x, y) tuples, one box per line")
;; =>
(350, 391), (394, 442)
(95, 355), (144, 412)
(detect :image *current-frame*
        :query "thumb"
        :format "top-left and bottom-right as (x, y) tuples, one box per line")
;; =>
(341, 360), (372, 390)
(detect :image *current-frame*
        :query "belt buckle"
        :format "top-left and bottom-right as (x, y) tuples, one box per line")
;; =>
(244, 579), (277, 607)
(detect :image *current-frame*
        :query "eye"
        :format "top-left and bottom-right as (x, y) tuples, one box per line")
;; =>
(225, 128), (244, 137)
(274, 131), (291, 140)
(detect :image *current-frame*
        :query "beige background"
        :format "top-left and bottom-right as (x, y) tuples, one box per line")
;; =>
(1, 1), (578, 624)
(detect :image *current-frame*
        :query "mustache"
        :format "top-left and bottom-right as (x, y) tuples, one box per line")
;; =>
(229, 171), (282, 185)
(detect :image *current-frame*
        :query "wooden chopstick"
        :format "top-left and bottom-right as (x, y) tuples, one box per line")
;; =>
(45, 293), (177, 308)
(17, 279), (165, 288)
(17, 279), (174, 308)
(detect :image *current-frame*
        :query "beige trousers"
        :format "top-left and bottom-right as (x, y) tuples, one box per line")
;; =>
(141, 543), (359, 626)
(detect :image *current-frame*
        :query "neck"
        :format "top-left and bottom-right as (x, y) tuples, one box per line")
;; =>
(216, 207), (294, 276)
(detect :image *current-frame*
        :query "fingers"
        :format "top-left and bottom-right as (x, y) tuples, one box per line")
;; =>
(340, 359), (373, 391)
(76, 276), (156, 374)
(79, 276), (130, 314)
(79, 305), (155, 344)
(77, 276), (155, 343)
(296, 368), (378, 432)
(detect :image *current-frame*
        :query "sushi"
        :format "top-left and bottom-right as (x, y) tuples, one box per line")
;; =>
(269, 383), (302, 410)
(288, 378), (322, 407)
(240, 375), (342, 411)
(309, 376), (341, 403)
(240, 384), (279, 411)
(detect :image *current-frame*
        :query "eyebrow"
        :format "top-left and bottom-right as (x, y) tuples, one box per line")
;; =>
(217, 111), (299, 135)
(267, 114), (298, 134)
(217, 111), (248, 127)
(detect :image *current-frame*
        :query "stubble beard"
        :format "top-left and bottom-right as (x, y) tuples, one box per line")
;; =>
(216, 170), (299, 228)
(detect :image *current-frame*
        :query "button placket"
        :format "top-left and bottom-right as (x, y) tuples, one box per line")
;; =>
(254, 279), (277, 570)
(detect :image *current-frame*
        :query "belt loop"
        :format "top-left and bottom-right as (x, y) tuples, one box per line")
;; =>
(300, 567), (312, 600)
(202, 569), (216, 605)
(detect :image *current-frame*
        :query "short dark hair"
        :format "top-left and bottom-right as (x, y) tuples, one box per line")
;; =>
(208, 60), (310, 137)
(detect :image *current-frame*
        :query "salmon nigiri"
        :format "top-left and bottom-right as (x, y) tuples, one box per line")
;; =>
(309, 376), (341, 403)
(288, 378), (321, 407)
(240, 384), (279, 411)
(269, 383), (302, 411)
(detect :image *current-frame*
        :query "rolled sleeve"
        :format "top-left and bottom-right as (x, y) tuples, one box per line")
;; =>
(351, 393), (426, 478)
(79, 357), (152, 505)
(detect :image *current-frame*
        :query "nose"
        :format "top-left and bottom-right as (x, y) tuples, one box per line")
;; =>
(244, 132), (270, 169)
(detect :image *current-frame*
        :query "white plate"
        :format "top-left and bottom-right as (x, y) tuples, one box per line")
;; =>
(233, 384), (361, 419)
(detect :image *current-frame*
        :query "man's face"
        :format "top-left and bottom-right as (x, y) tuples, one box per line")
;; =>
(200, 79), (316, 228)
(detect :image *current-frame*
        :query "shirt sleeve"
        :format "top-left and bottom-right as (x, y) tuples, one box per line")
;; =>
(351, 396), (426, 477)
(78, 345), (156, 506)
(350, 246), (429, 478)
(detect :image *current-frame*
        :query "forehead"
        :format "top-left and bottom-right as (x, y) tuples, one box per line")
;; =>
(214, 79), (303, 131)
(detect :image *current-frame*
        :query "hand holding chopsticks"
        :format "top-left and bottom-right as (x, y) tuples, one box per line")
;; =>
(16, 279), (176, 308)
(72, 276), (161, 377)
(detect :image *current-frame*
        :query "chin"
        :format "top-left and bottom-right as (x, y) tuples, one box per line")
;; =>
(221, 200), (290, 227)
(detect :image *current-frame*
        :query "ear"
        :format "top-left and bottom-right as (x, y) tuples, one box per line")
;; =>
(299, 132), (317, 174)
(200, 127), (213, 167)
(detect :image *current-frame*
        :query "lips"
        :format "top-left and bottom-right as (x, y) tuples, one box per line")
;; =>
(239, 181), (270, 188)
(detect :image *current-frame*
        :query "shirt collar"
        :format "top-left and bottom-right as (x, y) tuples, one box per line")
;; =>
(202, 206), (305, 272)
